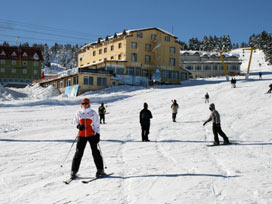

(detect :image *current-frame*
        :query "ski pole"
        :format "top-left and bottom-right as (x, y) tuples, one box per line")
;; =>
(60, 135), (78, 168)
(98, 143), (107, 169)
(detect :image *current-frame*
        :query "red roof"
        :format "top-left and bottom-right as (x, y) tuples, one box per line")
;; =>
(0, 46), (43, 61)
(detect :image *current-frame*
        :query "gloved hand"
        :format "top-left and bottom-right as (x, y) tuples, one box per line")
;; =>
(77, 124), (84, 131)
(203, 122), (207, 126)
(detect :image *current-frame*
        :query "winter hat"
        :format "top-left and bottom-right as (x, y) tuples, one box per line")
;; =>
(144, 102), (148, 109)
(209, 103), (215, 110)
(81, 98), (90, 104)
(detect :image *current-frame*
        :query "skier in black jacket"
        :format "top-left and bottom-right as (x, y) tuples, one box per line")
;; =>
(203, 103), (229, 145)
(139, 103), (153, 142)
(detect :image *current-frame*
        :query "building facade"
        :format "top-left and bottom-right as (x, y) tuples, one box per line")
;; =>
(180, 51), (241, 78)
(0, 46), (43, 87)
(36, 67), (119, 95)
(78, 28), (189, 84)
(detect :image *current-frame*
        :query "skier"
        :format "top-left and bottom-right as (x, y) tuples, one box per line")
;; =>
(171, 99), (179, 122)
(98, 103), (106, 124)
(233, 78), (237, 88)
(139, 102), (153, 142)
(70, 98), (106, 179)
(259, 72), (262, 79)
(231, 78), (236, 88)
(204, 92), (209, 103)
(203, 103), (229, 145)
(267, 83), (272, 94)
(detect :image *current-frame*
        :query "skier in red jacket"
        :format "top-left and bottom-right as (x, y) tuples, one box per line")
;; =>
(70, 98), (105, 179)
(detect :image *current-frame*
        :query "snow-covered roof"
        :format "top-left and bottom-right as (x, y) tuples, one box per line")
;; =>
(79, 59), (127, 68)
(180, 50), (240, 58)
(81, 27), (177, 50)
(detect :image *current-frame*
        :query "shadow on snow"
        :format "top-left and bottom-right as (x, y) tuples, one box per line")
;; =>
(101, 173), (239, 180)
(1, 138), (272, 146)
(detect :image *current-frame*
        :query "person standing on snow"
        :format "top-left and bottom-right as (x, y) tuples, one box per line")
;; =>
(98, 103), (106, 124)
(203, 103), (229, 145)
(70, 98), (106, 179)
(171, 99), (179, 122)
(140, 102), (153, 141)
(205, 92), (209, 103)
(259, 72), (262, 79)
(267, 83), (272, 94)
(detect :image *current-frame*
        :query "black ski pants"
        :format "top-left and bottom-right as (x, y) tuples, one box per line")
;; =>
(212, 123), (229, 144)
(99, 114), (105, 124)
(172, 113), (177, 122)
(141, 124), (150, 141)
(71, 135), (103, 174)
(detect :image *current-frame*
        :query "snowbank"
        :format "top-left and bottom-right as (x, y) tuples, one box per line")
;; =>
(0, 83), (16, 101)
(24, 84), (60, 99)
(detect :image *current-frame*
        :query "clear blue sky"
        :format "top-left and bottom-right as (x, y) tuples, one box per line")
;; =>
(0, 0), (271, 46)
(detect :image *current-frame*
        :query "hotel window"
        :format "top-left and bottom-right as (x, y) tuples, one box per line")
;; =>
(213, 65), (218, 70)
(170, 58), (175, 66)
(73, 76), (78, 85)
(195, 65), (201, 70)
(165, 36), (170, 42)
(59, 81), (63, 88)
(34, 70), (38, 75)
(142, 69), (148, 77)
(12, 60), (16, 65)
(231, 65), (238, 70)
(118, 54), (121, 60)
(93, 51), (96, 56)
(136, 68), (141, 76)
(204, 65), (211, 70)
(1, 60), (5, 64)
(97, 77), (107, 86)
(1, 68), (5, 73)
(104, 48), (107, 53)
(145, 55), (151, 63)
(132, 42), (137, 49)
(131, 53), (137, 62)
(118, 43), (122, 49)
(137, 32), (143, 38)
(186, 65), (193, 70)
(68, 79), (72, 86)
(23, 69), (27, 74)
(145, 44), (151, 51)
(162, 70), (169, 78)
(181, 73), (187, 80)
(126, 67), (134, 75)
(170, 47), (176, 53)
(116, 67), (124, 75)
(11, 68), (16, 73)
(111, 56), (114, 60)
(99, 49), (102, 54)
(170, 71), (178, 79)
(34, 62), (39, 67)
(151, 34), (157, 40)
(84, 76), (93, 85)
(111, 45), (114, 51)
(23, 61), (28, 66)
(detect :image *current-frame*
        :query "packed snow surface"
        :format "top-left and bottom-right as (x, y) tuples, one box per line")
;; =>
(0, 49), (272, 204)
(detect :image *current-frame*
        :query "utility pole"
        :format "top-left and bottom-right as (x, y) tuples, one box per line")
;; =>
(243, 47), (256, 80)
(216, 50), (230, 81)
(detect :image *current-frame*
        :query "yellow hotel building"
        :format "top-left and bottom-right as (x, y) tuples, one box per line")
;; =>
(78, 27), (189, 85)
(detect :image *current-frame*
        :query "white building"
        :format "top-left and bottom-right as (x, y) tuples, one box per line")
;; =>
(180, 51), (241, 78)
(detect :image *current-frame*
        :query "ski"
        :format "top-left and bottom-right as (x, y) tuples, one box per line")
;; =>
(207, 144), (220, 147)
(207, 142), (237, 147)
(82, 173), (113, 184)
(63, 177), (76, 184)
